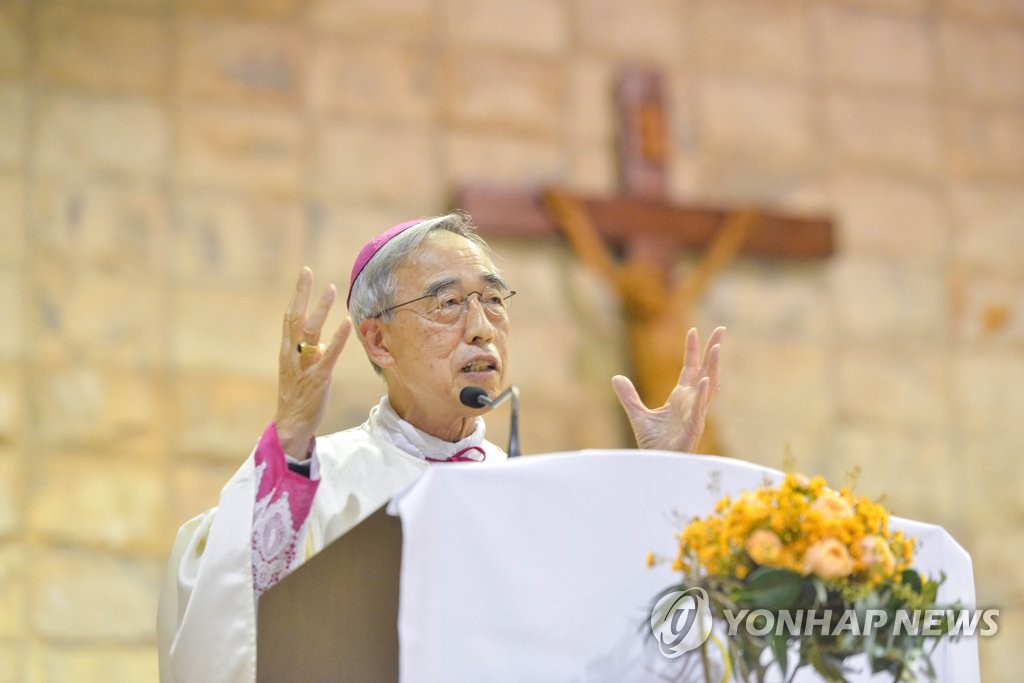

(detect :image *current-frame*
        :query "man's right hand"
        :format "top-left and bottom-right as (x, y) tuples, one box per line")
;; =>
(274, 267), (352, 459)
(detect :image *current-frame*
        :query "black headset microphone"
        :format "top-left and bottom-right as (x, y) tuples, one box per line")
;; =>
(459, 386), (520, 458)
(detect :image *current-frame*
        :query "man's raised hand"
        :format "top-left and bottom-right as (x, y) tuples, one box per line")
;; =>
(274, 267), (352, 459)
(611, 326), (724, 453)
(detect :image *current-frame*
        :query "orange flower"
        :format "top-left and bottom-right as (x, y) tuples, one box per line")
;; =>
(811, 490), (854, 519)
(803, 538), (854, 580)
(859, 535), (896, 575)
(669, 471), (920, 594)
(746, 529), (783, 566)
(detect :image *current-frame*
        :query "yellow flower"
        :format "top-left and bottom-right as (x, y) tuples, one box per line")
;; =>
(802, 538), (854, 580)
(785, 472), (811, 490)
(811, 490), (854, 519)
(735, 491), (770, 516)
(746, 529), (783, 566)
(859, 535), (896, 575)
(671, 470), (921, 592)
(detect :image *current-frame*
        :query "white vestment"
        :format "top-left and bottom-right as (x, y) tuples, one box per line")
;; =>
(157, 399), (507, 683)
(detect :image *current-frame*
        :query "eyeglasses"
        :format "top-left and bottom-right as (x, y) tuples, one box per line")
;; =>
(377, 283), (516, 326)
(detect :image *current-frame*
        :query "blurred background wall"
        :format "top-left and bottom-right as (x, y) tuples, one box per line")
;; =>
(0, 0), (1022, 679)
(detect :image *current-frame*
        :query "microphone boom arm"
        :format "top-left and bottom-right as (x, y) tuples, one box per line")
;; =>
(480, 385), (516, 410)
(465, 385), (520, 458)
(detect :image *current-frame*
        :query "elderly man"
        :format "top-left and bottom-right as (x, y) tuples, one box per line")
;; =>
(157, 212), (723, 683)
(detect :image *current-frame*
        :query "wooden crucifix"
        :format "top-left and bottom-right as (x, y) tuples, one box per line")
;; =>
(455, 67), (834, 454)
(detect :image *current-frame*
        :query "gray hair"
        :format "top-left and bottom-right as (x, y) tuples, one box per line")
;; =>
(348, 211), (495, 373)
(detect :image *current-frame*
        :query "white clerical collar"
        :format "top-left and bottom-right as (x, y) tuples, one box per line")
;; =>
(368, 396), (487, 462)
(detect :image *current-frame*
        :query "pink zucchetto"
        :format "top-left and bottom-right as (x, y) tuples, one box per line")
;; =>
(346, 219), (422, 308)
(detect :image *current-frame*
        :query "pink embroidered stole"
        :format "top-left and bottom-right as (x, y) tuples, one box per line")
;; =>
(251, 423), (320, 594)
(250, 426), (485, 595)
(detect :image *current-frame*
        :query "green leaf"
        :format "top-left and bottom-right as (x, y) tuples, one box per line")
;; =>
(735, 630), (762, 677)
(769, 632), (789, 678)
(920, 576), (940, 604)
(811, 651), (848, 682)
(901, 569), (923, 594)
(732, 567), (804, 610)
(805, 639), (848, 683)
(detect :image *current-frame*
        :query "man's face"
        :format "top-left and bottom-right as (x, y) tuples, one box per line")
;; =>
(370, 231), (510, 429)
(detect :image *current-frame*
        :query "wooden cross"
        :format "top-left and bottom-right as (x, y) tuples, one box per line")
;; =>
(455, 67), (834, 454)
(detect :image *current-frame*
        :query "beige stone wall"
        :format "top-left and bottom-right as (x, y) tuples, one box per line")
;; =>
(0, 0), (1021, 679)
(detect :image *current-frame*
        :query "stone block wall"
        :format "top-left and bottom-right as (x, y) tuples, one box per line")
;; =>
(0, 0), (1021, 679)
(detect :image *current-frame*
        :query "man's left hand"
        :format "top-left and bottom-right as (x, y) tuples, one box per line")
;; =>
(612, 326), (724, 453)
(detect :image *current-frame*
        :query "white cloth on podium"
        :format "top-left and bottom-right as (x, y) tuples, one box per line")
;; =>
(390, 450), (980, 683)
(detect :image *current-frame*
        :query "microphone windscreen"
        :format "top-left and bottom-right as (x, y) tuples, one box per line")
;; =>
(459, 386), (490, 408)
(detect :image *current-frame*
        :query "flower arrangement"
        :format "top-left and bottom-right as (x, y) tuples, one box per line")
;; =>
(649, 472), (955, 682)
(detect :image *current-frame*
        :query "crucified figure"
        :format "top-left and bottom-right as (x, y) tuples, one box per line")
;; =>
(543, 188), (757, 454)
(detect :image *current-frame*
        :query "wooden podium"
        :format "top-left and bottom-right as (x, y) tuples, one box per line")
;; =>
(256, 506), (402, 682)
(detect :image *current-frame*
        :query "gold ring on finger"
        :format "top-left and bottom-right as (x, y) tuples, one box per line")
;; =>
(297, 342), (326, 355)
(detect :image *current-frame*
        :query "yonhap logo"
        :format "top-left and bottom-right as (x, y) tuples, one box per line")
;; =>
(649, 586), (713, 657)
